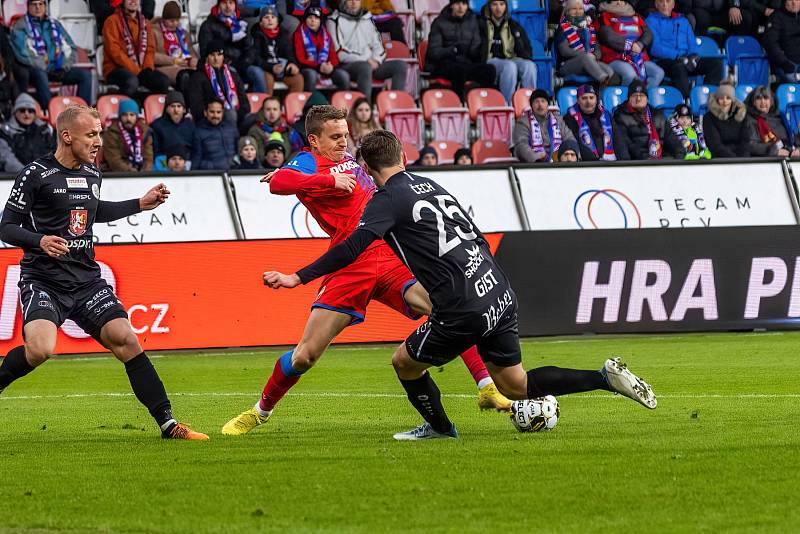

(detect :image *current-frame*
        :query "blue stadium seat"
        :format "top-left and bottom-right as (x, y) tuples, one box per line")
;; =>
(695, 36), (724, 59)
(530, 40), (554, 93)
(690, 85), (717, 116)
(513, 9), (548, 47)
(648, 85), (684, 112)
(776, 84), (800, 115)
(602, 86), (627, 112)
(725, 36), (770, 86)
(736, 84), (756, 102)
(554, 41), (594, 86)
(470, 0), (485, 11)
(557, 87), (579, 115)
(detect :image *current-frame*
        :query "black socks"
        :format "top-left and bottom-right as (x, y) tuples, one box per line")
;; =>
(399, 372), (453, 434)
(124, 352), (174, 427)
(0, 346), (35, 392)
(527, 366), (611, 398)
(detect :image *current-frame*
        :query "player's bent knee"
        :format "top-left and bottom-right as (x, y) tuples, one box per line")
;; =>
(291, 348), (322, 370)
(24, 343), (53, 366)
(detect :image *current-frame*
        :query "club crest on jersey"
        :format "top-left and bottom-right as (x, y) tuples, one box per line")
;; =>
(66, 177), (88, 189)
(69, 209), (88, 236)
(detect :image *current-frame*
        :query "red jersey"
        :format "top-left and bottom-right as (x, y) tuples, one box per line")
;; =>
(269, 149), (377, 248)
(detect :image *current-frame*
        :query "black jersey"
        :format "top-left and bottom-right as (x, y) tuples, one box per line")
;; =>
(357, 171), (513, 321)
(4, 155), (106, 291)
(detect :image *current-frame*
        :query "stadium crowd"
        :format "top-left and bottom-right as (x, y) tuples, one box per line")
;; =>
(1, 0), (800, 171)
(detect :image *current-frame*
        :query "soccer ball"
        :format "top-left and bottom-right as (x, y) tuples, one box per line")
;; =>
(509, 396), (560, 432)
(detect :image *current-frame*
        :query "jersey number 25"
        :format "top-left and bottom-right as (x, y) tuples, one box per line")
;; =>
(412, 194), (477, 257)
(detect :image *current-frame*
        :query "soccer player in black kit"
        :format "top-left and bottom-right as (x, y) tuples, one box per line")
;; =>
(0, 105), (208, 440)
(264, 130), (657, 440)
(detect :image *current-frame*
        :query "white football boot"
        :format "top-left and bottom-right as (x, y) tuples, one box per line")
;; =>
(601, 357), (657, 409)
(393, 422), (459, 441)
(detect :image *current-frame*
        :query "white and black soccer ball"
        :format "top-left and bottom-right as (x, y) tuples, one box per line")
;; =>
(509, 396), (560, 432)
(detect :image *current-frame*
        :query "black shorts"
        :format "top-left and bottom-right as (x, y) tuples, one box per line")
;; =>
(405, 294), (522, 368)
(18, 278), (128, 341)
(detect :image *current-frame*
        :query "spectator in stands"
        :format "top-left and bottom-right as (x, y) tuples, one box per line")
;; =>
(150, 90), (194, 156)
(690, 0), (759, 38)
(669, 103), (712, 159)
(192, 99), (238, 170)
(247, 95), (304, 159)
(102, 0), (170, 97)
(10, 0), (93, 108)
(703, 81), (752, 157)
(152, 1), (198, 89)
(232, 135), (265, 169)
(164, 144), (188, 171)
(597, 0), (664, 87)
(612, 79), (684, 159)
(0, 93), (55, 173)
(556, 0), (619, 87)
(346, 96), (381, 153)
(416, 145), (438, 165)
(251, 6), (305, 95)
(646, 0), (723, 99)
(264, 138), (287, 168)
(198, 0), (255, 81)
(454, 147), (473, 164)
(90, 0), (155, 31)
(513, 88), (576, 163)
(363, 0), (406, 44)
(285, 0), (331, 34)
(290, 90), (328, 146)
(764, 0), (800, 82)
(187, 40), (249, 128)
(426, 0), (496, 100)
(328, 0), (408, 100)
(294, 6), (349, 91)
(746, 86), (800, 157)
(563, 84), (617, 161)
(556, 139), (581, 161)
(478, 0), (537, 105)
(102, 99), (153, 171)
(0, 26), (20, 121)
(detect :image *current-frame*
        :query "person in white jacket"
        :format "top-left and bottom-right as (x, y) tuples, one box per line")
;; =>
(327, 0), (407, 100)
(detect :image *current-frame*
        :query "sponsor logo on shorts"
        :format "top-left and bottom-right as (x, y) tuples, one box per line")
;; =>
(463, 245), (485, 279)
(68, 209), (88, 236)
(85, 288), (111, 310)
(94, 299), (120, 315)
(316, 285), (326, 299)
(38, 300), (55, 310)
(38, 290), (51, 300)
(66, 177), (89, 189)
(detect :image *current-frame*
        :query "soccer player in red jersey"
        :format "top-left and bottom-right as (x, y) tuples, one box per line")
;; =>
(222, 106), (508, 435)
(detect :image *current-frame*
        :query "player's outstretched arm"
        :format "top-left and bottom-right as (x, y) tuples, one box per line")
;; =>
(139, 184), (170, 210)
(264, 168), (356, 195)
(95, 184), (169, 223)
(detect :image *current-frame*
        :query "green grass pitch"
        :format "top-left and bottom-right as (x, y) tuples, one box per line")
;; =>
(1, 332), (799, 533)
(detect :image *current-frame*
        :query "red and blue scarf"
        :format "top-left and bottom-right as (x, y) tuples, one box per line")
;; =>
(205, 63), (239, 110)
(567, 102), (615, 160)
(559, 16), (596, 53)
(259, 121), (304, 152)
(211, 4), (242, 34)
(160, 20), (190, 59)
(26, 15), (64, 70)
(300, 23), (331, 65)
(119, 120), (144, 169)
(528, 110), (562, 162)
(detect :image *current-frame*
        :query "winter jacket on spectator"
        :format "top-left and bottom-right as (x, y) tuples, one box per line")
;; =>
(425, 5), (484, 71)
(293, 19), (340, 70)
(564, 102), (617, 161)
(645, 10), (698, 59)
(198, 6), (256, 73)
(90, 0), (155, 31)
(247, 107), (304, 159)
(152, 16), (199, 84)
(252, 19), (299, 72)
(327, 7), (386, 63)
(102, 119), (154, 172)
(764, 5), (800, 74)
(0, 27), (20, 121)
(10, 15), (79, 73)
(478, 3), (533, 60)
(612, 103), (685, 159)
(597, 4), (653, 64)
(192, 117), (238, 170)
(102, 8), (157, 78)
(0, 95), (55, 173)
(288, 0), (330, 17)
(512, 109), (576, 162)
(150, 114), (195, 155)
(186, 61), (249, 129)
(702, 96), (752, 157)
(745, 89), (795, 156)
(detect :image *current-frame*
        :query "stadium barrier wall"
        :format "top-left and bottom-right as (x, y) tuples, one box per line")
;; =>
(495, 226), (800, 336)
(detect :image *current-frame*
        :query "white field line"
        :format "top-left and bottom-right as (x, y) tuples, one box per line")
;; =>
(1, 392), (799, 401)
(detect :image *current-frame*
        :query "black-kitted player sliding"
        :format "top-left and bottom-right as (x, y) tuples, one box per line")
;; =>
(264, 130), (657, 440)
(0, 105), (208, 440)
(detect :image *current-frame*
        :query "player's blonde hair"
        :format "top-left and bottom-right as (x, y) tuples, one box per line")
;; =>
(56, 105), (101, 143)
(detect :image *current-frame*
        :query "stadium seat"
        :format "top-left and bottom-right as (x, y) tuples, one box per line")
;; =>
(284, 91), (312, 125)
(602, 86), (627, 112)
(421, 89), (470, 146)
(512, 88), (533, 117)
(391, 7), (416, 50)
(402, 141), (420, 163)
(557, 87), (578, 115)
(417, 39), (456, 91)
(47, 95), (88, 127)
(472, 139), (516, 164)
(530, 39), (554, 94)
(726, 36), (770, 86)
(2, 0), (27, 21)
(695, 36), (724, 59)
(690, 85), (717, 116)
(415, 0), (448, 41)
(96, 94), (131, 125)
(59, 17), (97, 56)
(467, 88), (515, 144)
(187, 0), (216, 26)
(144, 94), (166, 124)
(776, 84), (800, 115)
(735, 84), (756, 102)
(431, 140), (463, 164)
(376, 90), (425, 147)
(647, 86), (684, 112)
(512, 10), (547, 52)
(331, 90), (366, 111)
(247, 92), (268, 114)
(384, 40), (420, 98)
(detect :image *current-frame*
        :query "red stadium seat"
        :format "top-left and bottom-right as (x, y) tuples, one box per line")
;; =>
(467, 88), (515, 144)
(392, 7), (416, 50)
(2, 0), (27, 23)
(144, 94), (166, 124)
(402, 142), (420, 163)
(473, 139), (516, 164)
(47, 95), (88, 127)
(422, 89), (469, 146)
(431, 140), (462, 164)
(384, 40), (420, 98)
(284, 91), (311, 125)
(418, 39), (453, 90)
(331, 90), (366, 111)
(247, 92), (269, 114)
(376, 90), (424, 147)
(415, 0), (447, 41)
(96, 94), (132, 125)
(513, 88), (534, 118)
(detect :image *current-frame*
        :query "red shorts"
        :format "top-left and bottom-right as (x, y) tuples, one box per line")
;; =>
(312, 242), (419, 325)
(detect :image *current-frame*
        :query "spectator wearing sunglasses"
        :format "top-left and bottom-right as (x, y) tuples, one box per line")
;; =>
(0, 93), (55, 172)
